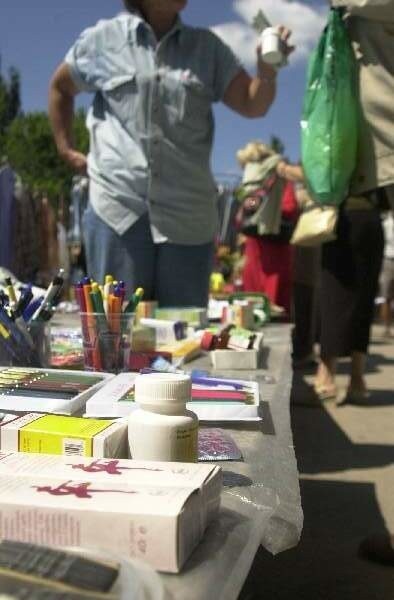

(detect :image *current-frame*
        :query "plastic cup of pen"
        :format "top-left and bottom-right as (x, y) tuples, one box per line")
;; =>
(79, 312), (134, 374)
(0, 320), (51, 368)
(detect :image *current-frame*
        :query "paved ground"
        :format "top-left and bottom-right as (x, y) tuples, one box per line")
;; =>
(239, 324), (394, 600)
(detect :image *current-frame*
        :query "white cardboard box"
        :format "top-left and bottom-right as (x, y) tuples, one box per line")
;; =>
(210, 349), (259, 370)
(0, 368), (113, 415)
(0, 413), (128, 458)
(0, 453), (222, 573)
(0, 451), (221, 527)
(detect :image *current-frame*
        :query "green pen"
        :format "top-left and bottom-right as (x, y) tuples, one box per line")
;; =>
(90, 283), (106, 315)
(124, 287), (144, 314)
(90, 284), (116, 371)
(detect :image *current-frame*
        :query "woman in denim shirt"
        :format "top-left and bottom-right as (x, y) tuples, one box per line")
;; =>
(49, 0), (293, 305)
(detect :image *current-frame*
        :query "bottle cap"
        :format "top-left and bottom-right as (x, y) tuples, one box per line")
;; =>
(135, 373), (191, 408)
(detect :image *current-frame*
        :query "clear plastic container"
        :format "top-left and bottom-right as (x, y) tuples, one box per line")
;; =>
(79, 312), (134, 373)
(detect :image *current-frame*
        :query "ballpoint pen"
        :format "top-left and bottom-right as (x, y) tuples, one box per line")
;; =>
(14, 285), (33, 319)
(124, 287), (144, 314)
(23, 297), (44, 322)
(0, 322), (24, 363)
(4, 278), (17, 310)
(103, 275), (114, 315)
(31, 269), (65, 322)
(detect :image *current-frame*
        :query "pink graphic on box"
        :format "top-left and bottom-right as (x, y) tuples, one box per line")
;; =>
(68, 459), (164, 476)
(33, 480), (139, 499)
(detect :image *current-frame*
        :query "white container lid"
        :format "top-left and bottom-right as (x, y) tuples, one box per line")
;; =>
(135, 373), (192, 409)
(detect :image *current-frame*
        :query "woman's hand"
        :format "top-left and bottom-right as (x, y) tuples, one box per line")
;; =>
(278, 26), (295, 60)
(257, 26), (295, 72)
(277, 161), (305, 182)
(62, 149), (88, 175)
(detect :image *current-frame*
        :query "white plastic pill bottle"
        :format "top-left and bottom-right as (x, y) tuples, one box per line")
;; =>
(128, 373), (199, 462)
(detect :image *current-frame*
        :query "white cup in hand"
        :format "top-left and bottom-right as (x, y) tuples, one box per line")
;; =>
(260, 27), (283, 66)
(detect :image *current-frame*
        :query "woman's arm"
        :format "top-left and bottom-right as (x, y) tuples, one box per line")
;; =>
(276, 161), (305, 183)
(49, 62), (87, 174)
(223, 27), (294, 118)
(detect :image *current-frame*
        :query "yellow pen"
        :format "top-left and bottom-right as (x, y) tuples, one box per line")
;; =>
(103, 274), (114, 316)
(4, 277), (17, 309)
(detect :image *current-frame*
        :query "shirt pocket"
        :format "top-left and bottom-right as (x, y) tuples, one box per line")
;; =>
(102, 73), (138, 126)
(178, 74), (211, 130)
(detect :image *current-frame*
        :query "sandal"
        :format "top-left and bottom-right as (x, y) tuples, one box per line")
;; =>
(336, 388), (370, 407)
(313, 383), (337, 401)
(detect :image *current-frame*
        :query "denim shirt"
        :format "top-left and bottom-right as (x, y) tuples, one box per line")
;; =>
(65, 13), (242, 243)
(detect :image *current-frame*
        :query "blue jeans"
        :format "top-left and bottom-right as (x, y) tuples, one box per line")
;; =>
(83, 207), (214, 307)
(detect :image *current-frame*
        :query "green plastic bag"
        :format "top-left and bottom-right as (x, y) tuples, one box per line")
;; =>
(301, 9), (359, 206)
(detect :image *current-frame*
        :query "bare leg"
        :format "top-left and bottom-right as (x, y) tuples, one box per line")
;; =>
(349, 352), (368, 394)
(380, 300), (392, 336)
(314, 356), (337, 396)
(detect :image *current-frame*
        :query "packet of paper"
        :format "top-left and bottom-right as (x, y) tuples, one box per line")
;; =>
(0, 457), (222, 573)
(0, 413), (128, 459)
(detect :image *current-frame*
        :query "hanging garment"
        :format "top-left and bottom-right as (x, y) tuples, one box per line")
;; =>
(13, 180), (40, 283)
(242, 182), (298, 314)
(0, 166), (16, 270)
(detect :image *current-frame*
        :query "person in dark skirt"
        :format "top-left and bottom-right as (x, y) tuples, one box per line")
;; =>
(315, 194), (385, 403)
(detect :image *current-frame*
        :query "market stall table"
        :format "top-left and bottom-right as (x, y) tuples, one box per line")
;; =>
(159, 323), (302, 600)
(46, 318), (302, 599)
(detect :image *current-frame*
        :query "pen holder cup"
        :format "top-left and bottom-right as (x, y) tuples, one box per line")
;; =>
(79, 312), (134, 374)
(0, 321), (51, 368)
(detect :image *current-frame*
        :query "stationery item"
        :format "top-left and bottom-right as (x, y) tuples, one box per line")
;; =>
(30, 269), (65, 322)
(227, 328), (264, 351)
(135, 300), (158, 323)
(154, 307), (208, 328)
(200, 326), (263, 356)
(128, 373), (199, 462)
(79, 312), (134, 374)
(0, 368), (113, 415)
(123, 286), (144, 314)
(22, 296), (44, 322)
(222, 301), (255, 330)
(139, 318), (187, 344)
(4, 277), (17, 308)
(150, 356), (178, 373)
(103, 274), (114, 315)
(207, 298), (230, 322)
(198, 428), (243, 461)
(0, 455), (222, 573)
(0, 540), (119, 593)
(0, 413), (128, 458)
(210, 348), (260, 370)
(157, 338), (202, 365)
(200, 326), (232, 352)
(85, 373), (261, 421)
(50, 327), (84, 368)
(0, 310), (50, 368)
(14, 285), (33, 318)
(129, 351), (172, 372)
(131, 325), (156, 352)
